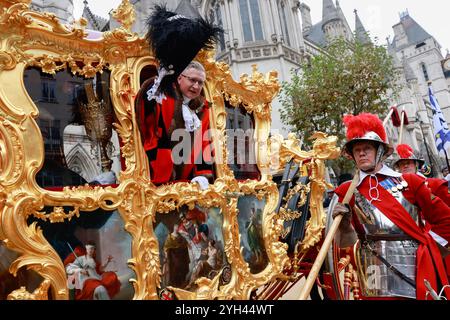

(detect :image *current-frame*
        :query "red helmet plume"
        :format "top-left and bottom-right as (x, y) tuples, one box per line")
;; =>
(342, 113), (394, 160)
(343, 113), (387, 142)
(393, 143), (425, 169)
(396, 144), (414, 159)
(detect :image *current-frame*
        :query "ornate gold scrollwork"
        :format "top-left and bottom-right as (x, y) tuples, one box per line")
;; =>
(7, 279), (51, 300)
(0, 0), (342, 301)
(112, 0), (136, 33)
(278, 183), (310, 221)
(270, 132), (340, 256)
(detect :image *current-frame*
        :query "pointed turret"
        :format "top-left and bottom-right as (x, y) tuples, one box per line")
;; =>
(322, 0), (339, 23)
(392, 11), (433, 49)
(82, 0), (109, 31)
(336, 0), (352, 35)
(354, 9), (371, 44)
(174, 0), (202, 19)
(322, 0), (349, 43)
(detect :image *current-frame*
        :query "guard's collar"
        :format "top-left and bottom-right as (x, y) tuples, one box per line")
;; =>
(358, 164), (401, 186)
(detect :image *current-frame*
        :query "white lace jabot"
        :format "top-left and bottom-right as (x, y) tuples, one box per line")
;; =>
(181, 96), (201, 132)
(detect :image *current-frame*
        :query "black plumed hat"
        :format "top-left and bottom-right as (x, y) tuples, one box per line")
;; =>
(146, 4), (223, 97)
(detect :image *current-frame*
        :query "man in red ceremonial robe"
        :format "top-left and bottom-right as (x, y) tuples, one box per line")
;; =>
(64, 242), (121, 300)
(332, 113), (450, 300)
(135, 5), (223, 189)
(136, 61), (213, 188)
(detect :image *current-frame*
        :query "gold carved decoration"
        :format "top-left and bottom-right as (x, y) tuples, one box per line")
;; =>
(270, 132), (340, 255)
(112, 0), (136, 32)
(0, 0), (342, 301)
(278, 183), (310, 221)
(7, 279), (51, 300)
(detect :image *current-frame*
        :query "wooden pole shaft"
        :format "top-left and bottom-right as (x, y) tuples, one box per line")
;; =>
(382, 108), (395, 127)
(399, 110), (405, 145)
(297, 215), (343, 300)
(297, 171), (359, 300)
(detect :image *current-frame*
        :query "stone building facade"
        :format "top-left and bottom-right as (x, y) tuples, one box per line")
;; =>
(32, 0), (450, 174)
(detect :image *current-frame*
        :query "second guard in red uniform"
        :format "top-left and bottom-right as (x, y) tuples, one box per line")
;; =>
(393, 143), (450, 207)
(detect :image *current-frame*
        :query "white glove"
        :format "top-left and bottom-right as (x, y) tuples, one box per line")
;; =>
(191, 176), (209, 190)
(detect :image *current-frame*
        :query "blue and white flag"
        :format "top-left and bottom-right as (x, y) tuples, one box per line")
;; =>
(429, 86), (450, 156)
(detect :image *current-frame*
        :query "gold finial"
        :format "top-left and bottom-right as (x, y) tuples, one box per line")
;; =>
(111, 0), (136, 32)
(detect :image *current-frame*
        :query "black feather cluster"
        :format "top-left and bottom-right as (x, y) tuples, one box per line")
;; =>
(146, 4), (223, 96)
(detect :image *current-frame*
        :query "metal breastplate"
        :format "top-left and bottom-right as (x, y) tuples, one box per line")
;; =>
(354, 181), (419, 299)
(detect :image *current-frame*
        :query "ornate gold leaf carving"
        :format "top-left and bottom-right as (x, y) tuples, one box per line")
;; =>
(0, 2), (341, 301)
(7, 279), (51, 300)
(111, 0), (136, 32)
(30, 206), (80, 223)
(0, 51), (17, 70)
(0, 118), (24, 186)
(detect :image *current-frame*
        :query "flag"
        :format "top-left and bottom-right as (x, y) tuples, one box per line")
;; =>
(429, 86), (450, 156)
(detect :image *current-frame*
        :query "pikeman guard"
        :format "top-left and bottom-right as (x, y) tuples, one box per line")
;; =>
(393, 143), (450, 207)
(332, 113), (450, 300)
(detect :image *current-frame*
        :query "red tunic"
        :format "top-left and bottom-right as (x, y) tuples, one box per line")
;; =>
(426, 178), (450, 279)
(335, 173), (450, 300)
(426, 178), (450, 207)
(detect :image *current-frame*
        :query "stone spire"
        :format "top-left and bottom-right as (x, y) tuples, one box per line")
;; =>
(387, 37), (402, 69)
(322, 0), (350, 43)
(322, 0), (339, 22)
(174, 0), (202, 19)
(82, 0), (108, 31)
(354, 9), (371, 44)
(336, 0), (352, 39)
(299, 2), (312, 34)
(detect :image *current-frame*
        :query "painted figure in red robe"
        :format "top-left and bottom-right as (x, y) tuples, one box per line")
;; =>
(65, 242), (121, 300)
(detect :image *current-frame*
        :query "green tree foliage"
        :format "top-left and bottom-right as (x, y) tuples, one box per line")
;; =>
(280, 36), (399, 174)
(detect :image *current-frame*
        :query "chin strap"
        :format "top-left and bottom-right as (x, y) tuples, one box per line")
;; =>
(375, 144), (385, 164)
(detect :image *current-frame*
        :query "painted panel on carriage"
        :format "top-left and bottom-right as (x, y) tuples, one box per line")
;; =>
(225, 100), (261, 180)
(154, 206), (229, 294)
(237, 196), (268, 273)
(0, 241), (44, 300)
(28, 210), (135, 300)
(23, 67), (121, 188)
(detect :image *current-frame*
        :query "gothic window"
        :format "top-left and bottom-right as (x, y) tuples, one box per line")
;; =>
(40, 76), (57, 103)
(421, 63), (429, 82)
(211, 1), (226, 51)
(239, 0), (264, 42)
(39, 119), (62, 161)
(277, 0), (291, 46)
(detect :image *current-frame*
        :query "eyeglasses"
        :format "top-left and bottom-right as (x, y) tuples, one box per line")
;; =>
(180, 74), (205, 87)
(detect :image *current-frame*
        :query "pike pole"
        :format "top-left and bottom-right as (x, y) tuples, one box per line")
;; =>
(298, 171), (359, 300)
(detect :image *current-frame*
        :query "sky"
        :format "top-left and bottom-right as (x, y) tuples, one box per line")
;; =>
(74, 0), (450, 52)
